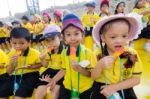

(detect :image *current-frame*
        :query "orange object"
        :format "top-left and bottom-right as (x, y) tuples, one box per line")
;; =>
(70, 47), (76, 60)
(16, 50), (22, 56)
(113, 47), (125, 57)
(48, 47), (54, 52)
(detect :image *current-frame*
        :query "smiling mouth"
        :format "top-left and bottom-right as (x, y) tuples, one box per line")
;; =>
(114, 45), (123, 50)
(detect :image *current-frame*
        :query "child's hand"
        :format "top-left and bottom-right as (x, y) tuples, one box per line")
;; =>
(98, 56), (116, 69)
(39, 75), (52, 83)
(100, 85), (116, 98)
(40, 52), (47, 60)
(16, 65), (31, 70)
(9, 55), (18, 66)
(71, 60), (82, 72)
(47, 79), (56, 91)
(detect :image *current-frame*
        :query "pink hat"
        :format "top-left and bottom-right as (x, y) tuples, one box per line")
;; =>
(54, 10), (62, 17)
(92, 14), (139, 44)
(43, 12), (50, 17)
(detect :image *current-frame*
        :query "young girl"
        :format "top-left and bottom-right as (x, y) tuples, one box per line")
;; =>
(57, 14), (97, 99)
(114, 2), (126, 15)
(53, 10), (62, 29)
(91, 14), (143, 99)
(99, 0), (110, 17)
(35, 25), (64, 99)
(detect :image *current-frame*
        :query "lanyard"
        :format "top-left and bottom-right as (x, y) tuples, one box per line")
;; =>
(13, 56), (27, 95)
(69, 46), (81, 92)
(105, 58), (125, 99)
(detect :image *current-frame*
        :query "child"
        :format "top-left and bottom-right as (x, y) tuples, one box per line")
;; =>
(0, 49), (11, 99)
(21, 16), (33, 33)
(81, 1), (99, 50)
(57, 14), (97, 99)
(133, 0), (150, 52)
(11, 20), (22, 28)
(99, 0), (110, 17)
(114, 2), (126, 14)
(53, 10), (62, 29)
(91, 14), (143, 99)
(6, 27), (42, 99)
(35, 25), (64, 99)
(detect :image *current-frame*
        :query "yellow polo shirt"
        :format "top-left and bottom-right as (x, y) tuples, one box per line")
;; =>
(81, 12), (100, 28)
(7, 48), (41, 75)
(94, 47), (143, 84)
(0, 49), (8, 74)
(61, 45), (97, 93)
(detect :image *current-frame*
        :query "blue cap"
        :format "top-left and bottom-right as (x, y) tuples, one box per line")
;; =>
(85, 1), (96, 8)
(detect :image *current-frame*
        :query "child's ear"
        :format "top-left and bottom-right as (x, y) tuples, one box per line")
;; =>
(100, 35), (105, 43)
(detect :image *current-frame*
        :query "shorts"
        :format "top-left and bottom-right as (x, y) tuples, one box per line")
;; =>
(58, 85), (93, 99)
(0, 73), (12, 97)
(91, 81), (137, 99)
(6, 72), (39, 97)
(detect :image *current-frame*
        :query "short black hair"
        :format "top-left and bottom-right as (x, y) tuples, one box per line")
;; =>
(11, 20), (21, 25)
(10, 27), (31, 42)
(21, 15), (29, 21)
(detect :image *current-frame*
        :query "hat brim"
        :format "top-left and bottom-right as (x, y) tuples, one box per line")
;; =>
(92, 15), (139, 44)
(85, 3), (95, 7)
(62, 23), (84, 34)
(40, 32), (59, 40)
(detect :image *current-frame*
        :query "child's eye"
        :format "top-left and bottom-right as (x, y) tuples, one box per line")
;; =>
(122, 35), (127, 38)
(110, 36), (116, 39)
(66, 34), (71, 36)
(75, 32), (79, 35)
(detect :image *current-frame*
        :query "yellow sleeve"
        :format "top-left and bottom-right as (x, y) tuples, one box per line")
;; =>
(35, 51), (41, 64)
(81, 13), (87, 28)
(26, 23), (33, 33)
(61, 49), (67, 69)
(0, 50), (7, 66)
(94, 13), (100, 24)
(88, 51), (97, 69)
(132, 8), (141, 14)
(132, 53), (143, 77)
(34, 22), (45, 34)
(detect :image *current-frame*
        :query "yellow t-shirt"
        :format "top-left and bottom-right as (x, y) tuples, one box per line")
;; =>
(7, 48), (41, 75)
(33, 22), (45, 35)
(94, 47), (143, 84)
(61, 45), (97, 93)
(0, 49), (8, 74)
(23, 22), (33, 33)
(45, 52), (62, 70)
(132, 8), (150, 22)
(81, 12), (100, 28)
(0, 27), (10, 37)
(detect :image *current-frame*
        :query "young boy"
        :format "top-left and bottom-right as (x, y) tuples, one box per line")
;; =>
(6, 27), (42, 99)
(81, 1), (99, 50)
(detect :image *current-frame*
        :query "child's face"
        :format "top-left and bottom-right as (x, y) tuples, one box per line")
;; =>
(87, 6), (94, 12)
(46, 35), (61, 50)
(43, 15), (49, 23)
(101, 22), (129, 53)
(117, 3), (125, 13)
(137, 0), (146, 8)
(64, 26), (83, 48)
(11, 38), (30, 52)
(101, 5), (109, 13)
